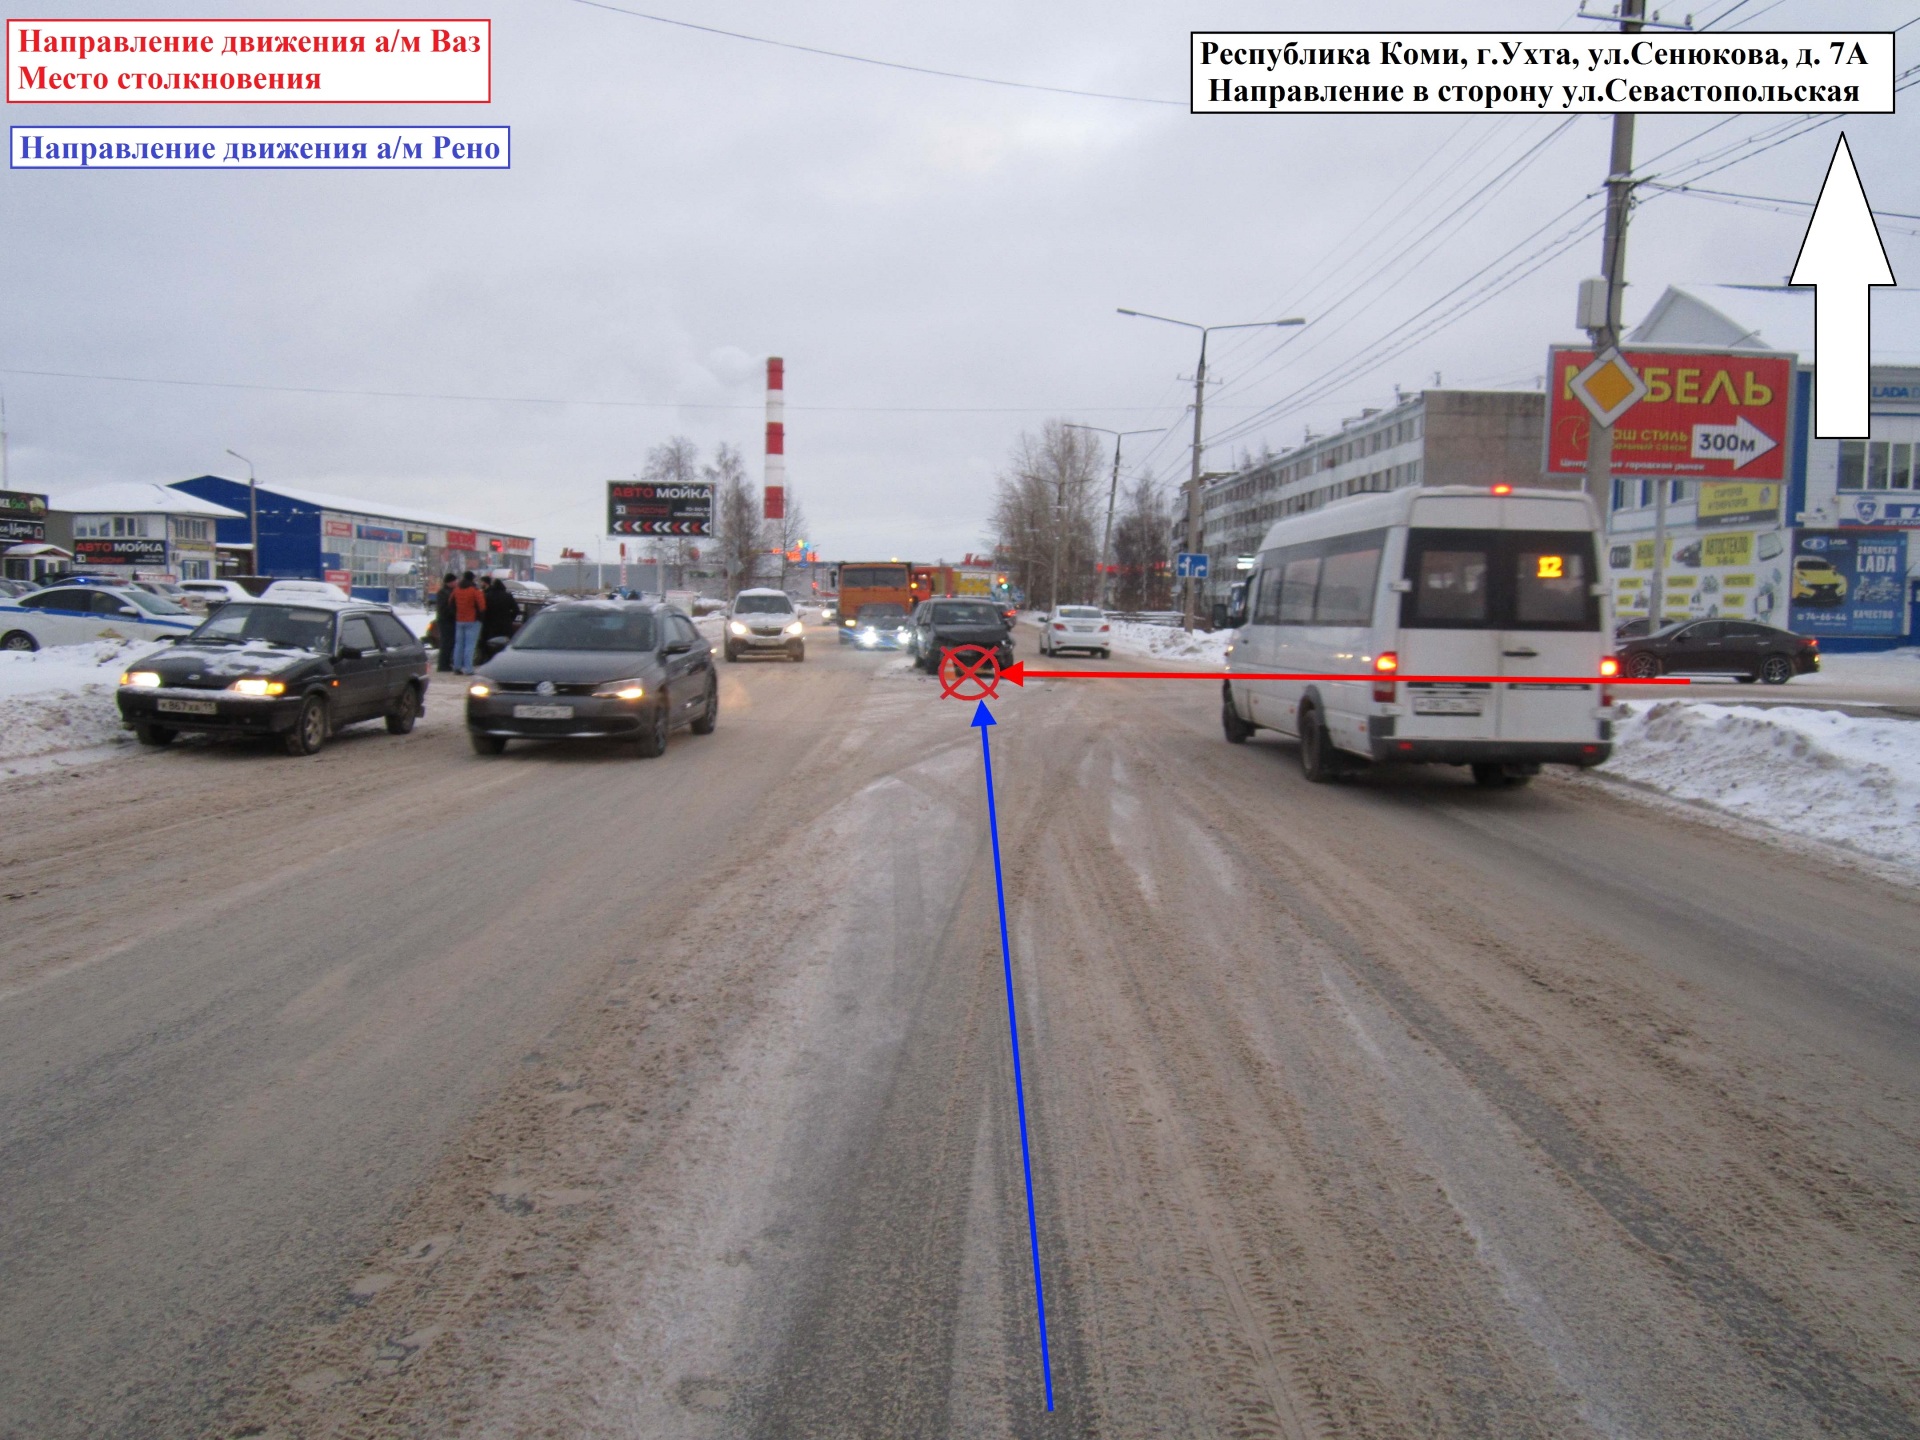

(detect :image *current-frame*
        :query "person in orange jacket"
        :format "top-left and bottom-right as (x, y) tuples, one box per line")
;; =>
(450, 570), (488, 673)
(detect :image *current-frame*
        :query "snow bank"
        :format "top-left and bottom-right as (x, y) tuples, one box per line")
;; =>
(1604, 700), (1920, 865)
(1104, 620), (1232, 664)
(0, 640), (165, 764)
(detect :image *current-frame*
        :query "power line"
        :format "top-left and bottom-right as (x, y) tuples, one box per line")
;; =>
(565, 0), (1180, 106)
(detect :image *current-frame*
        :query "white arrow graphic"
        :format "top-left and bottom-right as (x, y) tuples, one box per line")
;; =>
(1690, 414), (1778, 470)
(1790, 134), (1896, 438)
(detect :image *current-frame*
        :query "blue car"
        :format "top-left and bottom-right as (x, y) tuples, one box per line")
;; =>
(841, 603), (912, 649)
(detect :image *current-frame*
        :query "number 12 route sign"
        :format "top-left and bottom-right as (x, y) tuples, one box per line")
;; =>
(1546, 347), (1794, 481)
(607, 481), (714, 537)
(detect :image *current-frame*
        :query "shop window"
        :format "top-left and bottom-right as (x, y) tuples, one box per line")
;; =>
(1893, 443), (1913, 489)
(1837, 440), (1866, 489)
(1867, 442), (1891, 490)
(179, 558), (211, 580)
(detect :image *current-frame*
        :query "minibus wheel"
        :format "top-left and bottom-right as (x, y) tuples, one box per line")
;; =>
(1298, 705), (1338, 783)
(1222, 687), (1253, 744)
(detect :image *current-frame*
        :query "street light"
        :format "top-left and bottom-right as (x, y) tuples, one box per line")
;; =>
(224, 448), (257, 577)
(1117, 308), (1304, 629)
(1064, 423), (1160, 610)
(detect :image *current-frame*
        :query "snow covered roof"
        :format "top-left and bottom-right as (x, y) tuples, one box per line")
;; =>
(1628, 284), (1920, 366)
(49, 481), (246, 519)
(181, 476), (530, 538)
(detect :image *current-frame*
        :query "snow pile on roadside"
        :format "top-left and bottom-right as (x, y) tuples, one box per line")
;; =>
(1604, 700), (1920, 863)
(0, 640), (165, 762)
(1105, 620), (1232, 664)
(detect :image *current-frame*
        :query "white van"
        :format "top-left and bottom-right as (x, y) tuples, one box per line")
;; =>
(1221, 485), (1615, 787)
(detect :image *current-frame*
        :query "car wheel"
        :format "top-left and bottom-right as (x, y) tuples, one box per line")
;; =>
(633, 701), (669, 758)
(385, 683), (421, 734)
(724, 645), (738, 662)
(1099, 649), (1111, 660)
(1298, 705), (1338, 783)
(469, 730), (507, 755)
(282, 694), (328, 755)
(1222, 687), (1253, 745)
(690, 675), (718, 734)
(1735, 674), (1758, 684)
(1626, 652), (1661, 679)
(0, 630), (37, 652)
(791, 643), (805, 662)
(134, 722), (176, 747)
(1760, 653), (1793, 685)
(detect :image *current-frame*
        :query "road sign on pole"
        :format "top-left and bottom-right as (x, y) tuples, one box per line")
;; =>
(1175, 551), (1209, 580)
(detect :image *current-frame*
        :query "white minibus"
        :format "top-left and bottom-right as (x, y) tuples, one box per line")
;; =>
(1221, 485), (1615, 787)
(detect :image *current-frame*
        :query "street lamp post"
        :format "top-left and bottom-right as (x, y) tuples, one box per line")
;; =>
(1118, 309), (1303, 629)
(224, 448), (257, 577)
(1065, 423), (1159, 611)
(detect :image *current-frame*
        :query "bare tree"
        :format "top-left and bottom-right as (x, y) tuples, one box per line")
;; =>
(988, 420), (1102, 608)
(707, 442), (764, 598)
(637, 436), (702, 590)
(1111, 473), (1173, 611)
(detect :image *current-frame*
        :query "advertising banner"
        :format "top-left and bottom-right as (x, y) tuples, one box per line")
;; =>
(75, 537), (167, 564)
(0, 490), (47, 543)
(608, 481), (714, 537)
(1697, 480), (1783, 527)
(1788, 530), (1908, 637)
(322, 517), (354, 538)
(1836, 493), (1920, 527)
(1547, 347), (1793, 480)
(445, 529), (477, 551)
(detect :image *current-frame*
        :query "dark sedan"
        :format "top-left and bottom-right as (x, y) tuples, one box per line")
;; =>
(116, 600), (429, 754)
(911, 599), (1015, 675)
(1618, 618), (1819, 685)
(465, 600), (716, 756)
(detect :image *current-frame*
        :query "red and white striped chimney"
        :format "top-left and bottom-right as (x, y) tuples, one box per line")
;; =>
(763, 357), (786, 520)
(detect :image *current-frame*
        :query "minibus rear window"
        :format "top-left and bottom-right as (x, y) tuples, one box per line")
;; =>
(1402, 530), (1599, 631)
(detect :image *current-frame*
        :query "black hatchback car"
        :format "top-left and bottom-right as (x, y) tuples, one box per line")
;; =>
(465, 600), (716, 756)
(910, 599), (1015, 674)
(1618, 618), (1819, 684)
(116, 599), (430, 754)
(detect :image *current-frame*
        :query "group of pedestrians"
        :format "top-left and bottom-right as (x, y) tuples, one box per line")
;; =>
(435, 571), (521, 674)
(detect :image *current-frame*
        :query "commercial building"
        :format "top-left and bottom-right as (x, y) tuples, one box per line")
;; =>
(1199, 389), (1555, 597)
(1, 488), (68, 585)
(169, 476), (536, 603)
(43, 481), (244, 582)
(1605, 284), (1920, 649)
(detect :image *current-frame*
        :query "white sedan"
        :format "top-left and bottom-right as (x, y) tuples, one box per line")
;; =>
(1036, 605), (1112, 658)
(0, 583), (200, 651)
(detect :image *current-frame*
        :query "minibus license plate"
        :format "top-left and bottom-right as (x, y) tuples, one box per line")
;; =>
(513, 704), (573, 719)
(157, 698), (218, 715)
(1412, 692), (1483, 715)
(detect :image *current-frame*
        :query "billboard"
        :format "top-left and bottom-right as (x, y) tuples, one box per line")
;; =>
(1547, 348), (1793, 481)
(0, 489), (47, 543)
(74, 537), (167, 564)
(1788, 530), (1908, 638)
(1696, 481), (1783, 527)
(608, 481), (714, 537)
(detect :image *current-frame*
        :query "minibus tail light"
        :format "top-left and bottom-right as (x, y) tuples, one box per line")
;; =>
(1599, 656), (1619, 678)
(1373, 651), (1398, 704)
(1491, 483), (1513, 495)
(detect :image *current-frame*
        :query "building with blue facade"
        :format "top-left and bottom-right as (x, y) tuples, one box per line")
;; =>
(170, 476), (535, 603)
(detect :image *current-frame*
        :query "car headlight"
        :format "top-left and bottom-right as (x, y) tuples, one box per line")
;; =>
(894, 628), (911, 640)
(229, 677), (286, 696)
(120, 670), (162, 688)
(858, 630), (878, 646)
(591, 679), (646, 700)
(729, 621), (748, 636)
(784, 620), (804, 636)
(468, 682), (491, 697)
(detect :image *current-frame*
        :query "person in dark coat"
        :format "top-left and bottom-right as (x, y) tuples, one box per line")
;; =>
(433, 572), (457, 672)
(482, 577), (520, 657)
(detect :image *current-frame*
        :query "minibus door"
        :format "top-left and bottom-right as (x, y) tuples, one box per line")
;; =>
(1399, 534), (1504, 738)
(1496, 537), (1602, 743)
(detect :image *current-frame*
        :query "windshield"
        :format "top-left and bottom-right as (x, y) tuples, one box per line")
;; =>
(733, 594), (795, 615)
(122, 589), (188, 615)
(841, 566), (908, 589)
(512, 607), (657, 651)
(189, 603), (335, 650)
(1058, 606), (1102, 619)
(857, 605), (908, 623)
(931, 603), (1003, 626)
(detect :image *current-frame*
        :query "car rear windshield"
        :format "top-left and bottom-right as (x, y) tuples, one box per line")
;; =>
(733, 594), (795, 614)
(931, 603), (1003, 626)
(1058, 606), (1103, 619)
(512, 608), (657, 651)
(1401, 529), (1600, 631)
(191, 604), (335, 650)
(857, 605), (908, 622)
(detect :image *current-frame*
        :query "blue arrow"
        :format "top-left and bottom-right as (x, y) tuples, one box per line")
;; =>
(972, 700), (1054, 1410)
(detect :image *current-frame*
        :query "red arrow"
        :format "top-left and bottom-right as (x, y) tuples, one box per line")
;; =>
(996, 661), (1685, 687)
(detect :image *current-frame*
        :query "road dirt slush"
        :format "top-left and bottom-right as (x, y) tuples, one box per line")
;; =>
(4, 644), (1918, 1438)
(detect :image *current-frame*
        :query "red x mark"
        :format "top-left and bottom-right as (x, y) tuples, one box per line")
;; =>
(938, 646), (1001, 700)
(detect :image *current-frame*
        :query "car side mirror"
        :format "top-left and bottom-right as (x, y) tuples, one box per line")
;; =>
(487, 635), (510, 651)
(119, 605), (142, 617)
(336, 645), (365, 660)
(663, 638), (692, 655)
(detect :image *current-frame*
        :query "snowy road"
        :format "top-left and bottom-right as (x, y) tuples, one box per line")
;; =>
(2, 630), (1918, 1438)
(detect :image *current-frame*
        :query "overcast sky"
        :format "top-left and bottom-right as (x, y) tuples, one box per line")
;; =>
(3, 0), (1914, 565)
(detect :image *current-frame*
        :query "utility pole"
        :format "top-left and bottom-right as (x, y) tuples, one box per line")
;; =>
(1118, 309), (1304, 630)
(1580, 0), (1650, 617)
(225, 448), (257, 576)
(1065, 423), (1158, 609)
(0, 390), (10, 492)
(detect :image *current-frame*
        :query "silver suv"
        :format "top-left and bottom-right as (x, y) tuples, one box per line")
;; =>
(723, 588), (805, 662)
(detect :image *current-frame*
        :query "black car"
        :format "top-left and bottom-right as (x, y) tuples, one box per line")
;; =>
(911, 599), (1015, 674)
(839, 601), (910, 646)
(115, 599), (429, 754)
(465, 600), (716, 756)
(1618, 618), (1819, 685)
